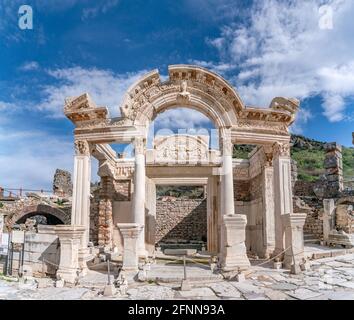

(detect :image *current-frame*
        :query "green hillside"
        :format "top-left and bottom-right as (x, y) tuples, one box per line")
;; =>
(233, 135), (354, 182)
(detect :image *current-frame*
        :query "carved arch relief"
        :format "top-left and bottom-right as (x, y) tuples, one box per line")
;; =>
(119, 65), (246, 128)
(63, 65), (300, 139)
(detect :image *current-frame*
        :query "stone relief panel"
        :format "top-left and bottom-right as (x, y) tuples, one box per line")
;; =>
(152, 135), (211, 164)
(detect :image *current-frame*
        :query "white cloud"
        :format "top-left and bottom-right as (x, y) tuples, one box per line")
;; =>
(0, 129), (73, 190)
(82, 0), (119, 20)
(290, 108), (313, 134)
(20, 61), (39, 71)
(202, 0), (354, 122)
(38, 67), (147, 118)
(152, 108), (213, 132)
(322, 94), (346, 122)
(0, 126), (101, 190)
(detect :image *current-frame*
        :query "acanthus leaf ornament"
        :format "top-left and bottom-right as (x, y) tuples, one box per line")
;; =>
(273, 142), (291, 157)
(134, 137), (146, 155)
(75, 140), (90, 156)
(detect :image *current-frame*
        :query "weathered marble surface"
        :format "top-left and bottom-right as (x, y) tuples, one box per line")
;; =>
(2, 253), (354, 300)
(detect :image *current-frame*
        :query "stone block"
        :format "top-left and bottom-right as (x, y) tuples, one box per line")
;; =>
(163, 248), (196, 256)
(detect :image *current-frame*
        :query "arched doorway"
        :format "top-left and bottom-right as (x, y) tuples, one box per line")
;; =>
(6, 204), (70, 230)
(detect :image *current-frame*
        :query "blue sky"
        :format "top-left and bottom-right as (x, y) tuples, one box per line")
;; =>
(0, 0), (354, 190)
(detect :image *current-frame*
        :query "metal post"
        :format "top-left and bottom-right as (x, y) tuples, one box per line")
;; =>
(183, 255), (187, 280)
(107, 259), (111, 285)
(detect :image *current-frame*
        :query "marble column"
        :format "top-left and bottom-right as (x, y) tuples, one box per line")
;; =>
(71, 140), (91, 274)
(220, 134), (235, 216)
(219, 133), (250, 271)
(261, 146), (275, 258)
(132, 137), (147, 256)
(55, 225), (86, 284)
(273, 141), (293, 257)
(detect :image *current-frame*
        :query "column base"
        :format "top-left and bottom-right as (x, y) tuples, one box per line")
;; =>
(57, 267), (79, 284)
(55, 225), (86, 285)
(282, 213), (307, 270)
(118, 223), (143, 272)
(219, 214), (250, 272)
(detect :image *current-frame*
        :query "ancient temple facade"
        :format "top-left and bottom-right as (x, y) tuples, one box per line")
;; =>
(63, 65), (306, 275)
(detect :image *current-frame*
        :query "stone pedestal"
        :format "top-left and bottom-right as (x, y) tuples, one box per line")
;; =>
(323, 199), (336, 244)
(219, 214), (250, 271)
(55, 225), (86, 284)
(118, 223), (142, 271)
(282, 213), (307, 269)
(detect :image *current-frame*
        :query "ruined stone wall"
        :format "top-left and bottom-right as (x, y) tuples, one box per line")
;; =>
(336, 204), (354, 233)
(294, 181), (316, 197)
(53, 169), (72, 196)
(294, 196), (323, 238)
(90, 187), (100, 245)
(90, 179), (132, 246)
(324, 142), (344, 197)
(155, 198), (207, 243)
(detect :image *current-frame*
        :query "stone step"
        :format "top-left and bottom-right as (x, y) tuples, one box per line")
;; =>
(304, 233), (320, 244)
(304, 239), (320, 244)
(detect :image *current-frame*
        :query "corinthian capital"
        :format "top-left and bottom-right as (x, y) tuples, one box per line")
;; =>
(273, 142), (290, 157)
(221, 135), (233, 156)
(75, 140), (90, 156)
(262, 145), (274, 167)
(134, 137), (146, 155)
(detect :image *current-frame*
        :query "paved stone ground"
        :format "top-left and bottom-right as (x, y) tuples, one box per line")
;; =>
(2, 253), (354, 300)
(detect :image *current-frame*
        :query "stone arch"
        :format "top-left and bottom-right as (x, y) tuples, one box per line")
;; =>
(120, 65), (245, 130)
(6, 204), (70, 230)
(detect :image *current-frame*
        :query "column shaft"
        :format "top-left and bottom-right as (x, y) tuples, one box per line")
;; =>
(273, 142), (293, 255)
(132, 138), (146, 255)
(71, 140), (91, 247)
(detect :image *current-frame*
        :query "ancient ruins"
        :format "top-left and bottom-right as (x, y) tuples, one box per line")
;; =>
(60, 64), (304, 280)
(1, 65), (354, 297)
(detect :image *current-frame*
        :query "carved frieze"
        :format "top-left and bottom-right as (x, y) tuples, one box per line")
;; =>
(236, 118), (289, 135)
(154, 135), (210, 163)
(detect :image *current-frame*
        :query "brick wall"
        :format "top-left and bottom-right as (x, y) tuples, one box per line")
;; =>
(234, 180), (251, 201)
(155, 198), (207, 243)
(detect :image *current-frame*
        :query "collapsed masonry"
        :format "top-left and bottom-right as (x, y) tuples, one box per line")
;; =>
(293, 141), (353, 245)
